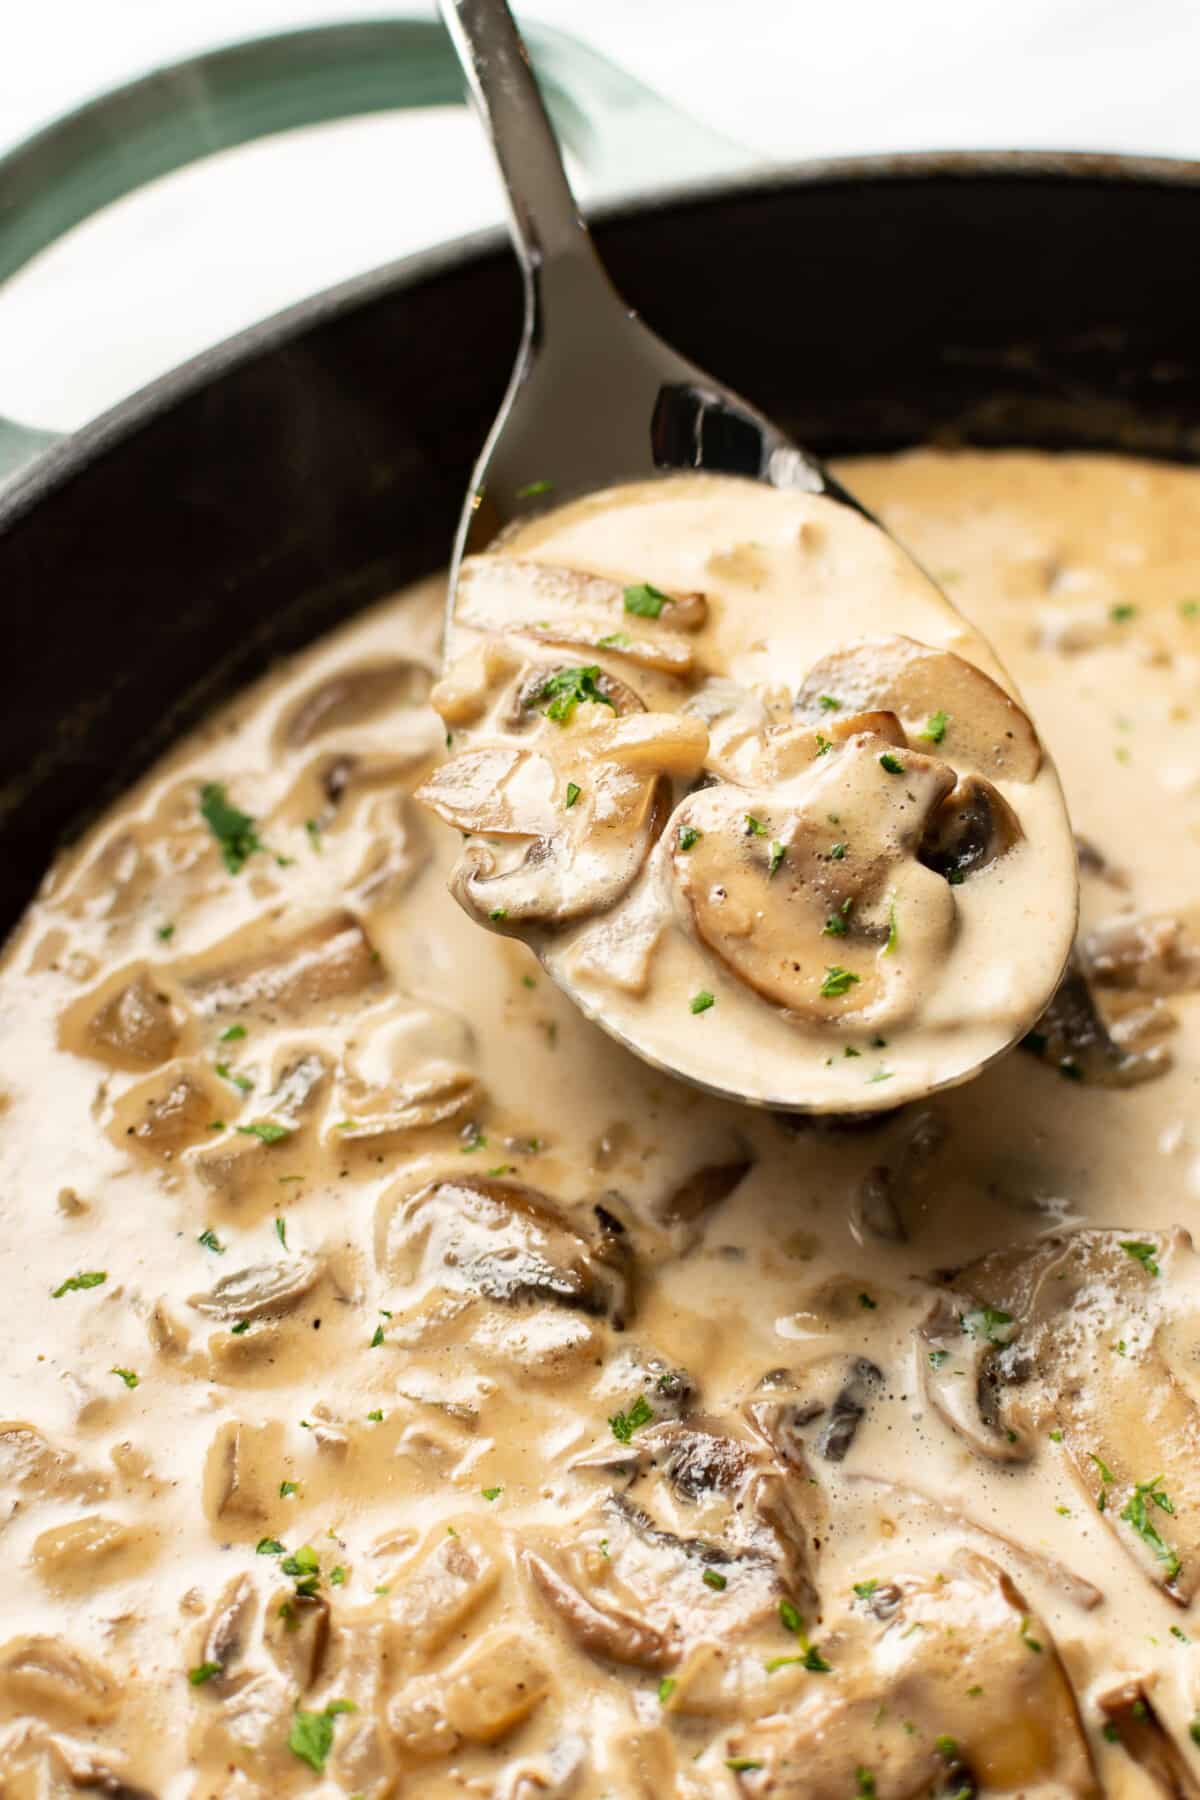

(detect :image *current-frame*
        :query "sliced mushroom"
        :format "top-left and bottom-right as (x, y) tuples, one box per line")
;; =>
(65, 969), (182, 1069)
(724, 1552), (1096, 1797)
(186, 912), (382, 1019)
(189, 1253), (324, 1322)
(197, 1574), (258, 1695)
(112, 1066), (223, 1160)
(793, 634), (1042, 781)
(454, 556), (703, 676)
(0, 1421), (108, 1516)
(389, 1630), (551, 1756)
(1098, 1679), (1200, 1797)
(919, 1227), (1200, 1602)
(0, 1635), (118, 1724)
(417, 670), (704, 927)
(918, 771), (1023, 881)
(387, 1528), (501, 1661)
(281, 658), (432, 746)
(744, 1356), (882, 1466)
(201, 1420), (284, 1531)
(656, 1160), (752, 1228)
(263, 1588), (329, 1691)
(31, 1514), (142, 1583)
(671, 733), (957, 1022)
(1085, 906), (1200, 996)
(378, 1177), (634, 1326)
(1023, 959), (1170, 1086)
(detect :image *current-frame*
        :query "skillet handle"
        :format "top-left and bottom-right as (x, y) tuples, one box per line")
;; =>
(0, 17), (755, 484)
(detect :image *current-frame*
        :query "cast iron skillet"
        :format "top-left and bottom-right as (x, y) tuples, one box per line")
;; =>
(3, 35), (1200, 940)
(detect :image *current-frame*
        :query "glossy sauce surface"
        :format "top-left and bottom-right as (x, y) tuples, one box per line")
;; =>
(0, 451), (1199, 1798)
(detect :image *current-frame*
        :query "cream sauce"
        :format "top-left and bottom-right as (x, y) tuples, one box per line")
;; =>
(429, 474), (1077, 1111)
(0, 450), (1198, 1798)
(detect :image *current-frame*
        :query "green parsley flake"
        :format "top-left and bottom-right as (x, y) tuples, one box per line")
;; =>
(823, 899), (852, 936)
(815, 733), (833, 756)
(288, 1700), (356, 1773)
(702, 1568), (727, 1592)
(853, 1579), (878, 1599)
(726, 1761), (764, 1774)
(623, 582), (669, 619)
(256, 1537), (285, 1555)
(51, 1271), (106, 1298)
(1020, 1616), (1044, 1654)
(215, 1062), (252, 1093)
(768, 840), (786, 878)
(199, 782), (264, 874)
(928, 1349), (950, 1369)
(188, 1661), (222, 1686)
(657, 1676), (676, 1704)
(156, 922), (175, 942)
(1190, 1719), (1200, 1745)
(779, 1598), (804, 1635)
(935, 1735), (958, 1759)
(820, 965), (861, 999)
(279, 1480), (299, 1498)
(609, 1394), (654, 1443)
(330, 1565), (347, 1586)
(1120, 1239), (1160, 1277)
(884, 897), (899, 955)
(304, 818), (322, 851)
(690, 989), (715, 1014)
(879, 752), (904, 774)
(565, 781), (581, 808)
(236, 1121), (290, 1145)
(596, 631), (632, 649)
(855, 1772), (877, 1800)
(962, 1305), (1016, 1345)
(219, 1024), (247, 1042)
(744, 814), (767, 836)
(111, 1367), (139, 1389)
(678, 826), (701, 852)
(858, 1292), (877, 1310)
(516, 479), (554, 498)
(366, 1409), (383, 1422)
(1110, 602), (1137, 622)
(829, 841), (847, 860)
(274, 1217), (288, 1249)
(481, 1486), (503, 1501)
(1180, 599), (1200, 620)
(370, 1325), (385, 1348)
(1120, 1475), (1181, 1581)
(530, 665), (616, 725)
(231, 1320), (250, 1335)
(198, 1228), (225, 1254)
(918, 709), (949, 744)
(819, 694), (841, 711)
(488, 907), (508, 922)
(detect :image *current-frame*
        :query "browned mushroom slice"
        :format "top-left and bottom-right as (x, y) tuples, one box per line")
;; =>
(0, 1635), (118, 1725)
(671, 733), (957, 1021)
(1024, 960), (1170, 1086)
(793, 634), (1042, 781)
(417, 689), (704, 927)
(111, 1066), (224, 1160)
(189, 1252), (324, 1322)
(65, 967), (184, 1070)
(379, 1177), (634, 1326)
(454, 556), (703, 676)
(1098, 1680), (1200, 1797)
(1085, 905), (1200, 996)
(201, 1420), (284, 1531)
(280, 658), (433, 746)
(186, 912), (382, 1019)
(919, 772), (1023, 881)
(0, 1422), (108, 1517)
(263, 1588), (330, 1690)
(745, 1357), (883, 1466)
(920, 1228), (1200, 1602)
(724, 1552), (1097, 1798)
(526, 1489), (794, 1672)
(195, 1574), (258, 1696)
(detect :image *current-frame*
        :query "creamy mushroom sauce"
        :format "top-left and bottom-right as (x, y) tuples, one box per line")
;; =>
(1, 449), (1199, 1799)
(424, 474), (1077, 1112)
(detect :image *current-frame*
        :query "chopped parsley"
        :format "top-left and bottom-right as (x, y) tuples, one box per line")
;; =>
(853, 1579), (879, 1599)
(51, 1271), (106, 1298)
(488, 907), (507, 922)
(855, 1773), (877, 1800)
(1121, 1475), (1181, 1581)
(657, 1676), (676, 1703)
(1120, 1239), (1160, 1277)
(1019, 1616), (1043, 1654)
(801, 1644), (832, 1671)
(1172, 1625), (1190, 1643)
(366, 1409), (383, 1422)
(288, 1700), (356, 1773)
(779, 1598), (804, 1634)
(768, 840), (786, 878)
(279, 1480), (299, 1498)
(961, 1305), (1016, 1345)
(256, 1537), (285, 1555)
(726, 1761), (763, 1775)
(820, 965), (860, 999)
(219, 1024), (247, 1042)
(815, 732), (833, 756)
(702, 1568), (727, 1592)
(198, 1228), (225, 1254)
(935, 1735), (958, 1759)
(370, 1325), (385, 1348)
(304, 818), (322, 851)
(274, 1217), (288, 1249)
(1190, 1718), (1200, 1745)
(823, 899), (852, 936)
(516, 478), (554, 498)
(461, 1127), (487, 1152)
(928, 1349), (950, 1369)
(156, 922), (175, 942)
(819, 694), (841, 711)
(481, 1486), (502, 1501)
(215, 1062), (253, 1093)
(188, 1661), (222, 1686)
(623, 582), (669, 619)
(1049, 1428), (1063, 1442)
(231, 1319), (250, 1335)
(330, 1565), (347, 1585)
(690, 989), (715, 1014)
(236, 1121), (290, 1144)
(199, 782), (264, 874)
(744, 814), (767, 836)
(565, 781), (581, 808)
(918, 709), (949, 744)
(678, 825), (701, 851)
(110, 1367), (139, 1389)
(829, 841), (847, 860)
(879, 752), (905, 774)
(1180, 599), (1200, 620)
(609, 1394), (654, 1443)
(596, 631), (632, 649)
(530, 665), (616, 725)
(1110, 602), (1137, 622)
(858, 1292), (877, 1310)
(884, 897), (899, 956)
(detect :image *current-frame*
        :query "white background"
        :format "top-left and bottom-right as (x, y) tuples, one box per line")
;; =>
(3, 0), (1198, 431)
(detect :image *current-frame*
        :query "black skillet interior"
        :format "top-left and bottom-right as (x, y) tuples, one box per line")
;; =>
(4, 157), (1200, 939)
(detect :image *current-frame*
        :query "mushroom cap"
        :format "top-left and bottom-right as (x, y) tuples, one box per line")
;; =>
(794, 634), (1042, 782)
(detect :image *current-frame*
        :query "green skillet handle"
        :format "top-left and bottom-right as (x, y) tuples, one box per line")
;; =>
(0, 17), (755, 483)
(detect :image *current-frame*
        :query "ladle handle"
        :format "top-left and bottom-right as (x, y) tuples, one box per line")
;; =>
(437, 0), (611, 287)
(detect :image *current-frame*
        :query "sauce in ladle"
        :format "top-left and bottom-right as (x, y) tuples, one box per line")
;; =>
(425, 473), (1077, 1109)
